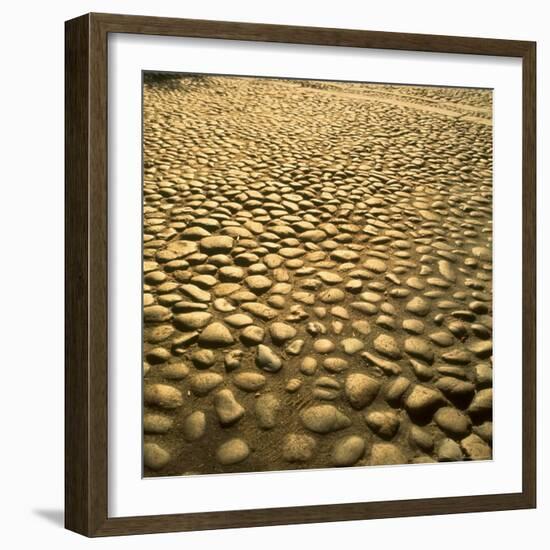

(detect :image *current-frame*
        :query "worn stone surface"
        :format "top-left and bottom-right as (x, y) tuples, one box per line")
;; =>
(214, 389), (245, 426)
(344, 374), (381, 410)
(198, 322), (235, 348)
(143, 443), (171, 470)
(143, 413), (173, 434)
(182, 411), (206, 441)
(255, 394), (281, 429)
(144, 384), (183, 409)
(300, 405), (351, 434)
(282, 434), (317, 463)
(404, 385), (445, 420)
(331, 435), (366, 466)
(216, 438), (250, 465)
(365, 410), (401, 439)
(370, 443), (407, 466)
(434, 407), (471, 438)
(461, 433), (492, 460)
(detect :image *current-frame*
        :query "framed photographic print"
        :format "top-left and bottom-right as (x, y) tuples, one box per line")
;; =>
(65, 13), (536, 537)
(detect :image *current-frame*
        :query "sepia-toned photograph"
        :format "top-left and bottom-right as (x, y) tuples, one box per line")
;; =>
(142, 73), (493, 477)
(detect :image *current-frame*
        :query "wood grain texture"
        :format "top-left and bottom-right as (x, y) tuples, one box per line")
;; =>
(88, 13), (109, 536)
(93, 12), (533, 56)
(64, 12), (537, 537)
(521, 42), (537, 508)
(65, 13), (91, 535)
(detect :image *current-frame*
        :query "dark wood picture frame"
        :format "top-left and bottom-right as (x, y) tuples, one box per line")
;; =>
(65, 12), (537, 537)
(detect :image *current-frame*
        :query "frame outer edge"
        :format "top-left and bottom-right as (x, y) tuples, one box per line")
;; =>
(522, 41), (537, 508)
(65, 13), (92, 536)
(90, 11), (532, 55)
(88, 12), (110, 535)
(65, 12), (537, 537)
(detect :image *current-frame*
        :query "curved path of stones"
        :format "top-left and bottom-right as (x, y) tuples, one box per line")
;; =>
(142, 74), (493, 476)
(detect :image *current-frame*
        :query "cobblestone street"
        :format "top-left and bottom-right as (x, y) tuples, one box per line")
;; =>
(142, 74), (493, 476)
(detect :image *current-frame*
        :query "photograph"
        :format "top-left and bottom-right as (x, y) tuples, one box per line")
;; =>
(142, 73), (494, 477)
